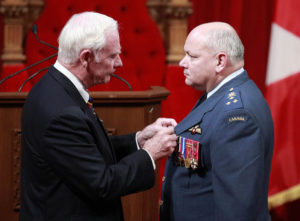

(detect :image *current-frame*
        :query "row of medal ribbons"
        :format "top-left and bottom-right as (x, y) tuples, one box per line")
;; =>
(175, 136), (200, 170)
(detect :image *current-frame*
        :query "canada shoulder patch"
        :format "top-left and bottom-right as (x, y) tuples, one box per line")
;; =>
(227, 116), (247, 123)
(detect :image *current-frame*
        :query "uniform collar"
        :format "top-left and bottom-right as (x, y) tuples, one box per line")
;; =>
(207, 67), (244, 99)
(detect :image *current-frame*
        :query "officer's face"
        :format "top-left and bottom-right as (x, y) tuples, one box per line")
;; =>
(88, 31), (123, 86)
(179, 31), (217, 92)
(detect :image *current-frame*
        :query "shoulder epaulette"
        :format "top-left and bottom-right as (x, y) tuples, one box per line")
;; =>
(223, 87), (243, 111)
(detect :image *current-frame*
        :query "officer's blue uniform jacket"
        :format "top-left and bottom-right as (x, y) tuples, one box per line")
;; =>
(160, 71), (274, 221)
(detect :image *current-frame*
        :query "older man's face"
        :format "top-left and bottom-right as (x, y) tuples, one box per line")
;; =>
(88, 31), (123, 86)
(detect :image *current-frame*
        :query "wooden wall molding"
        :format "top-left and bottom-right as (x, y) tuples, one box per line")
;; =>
(147, 0), (192, 64)
(0, 0), (44, 64)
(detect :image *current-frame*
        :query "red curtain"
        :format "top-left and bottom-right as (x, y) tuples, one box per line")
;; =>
(0, 0), (166, 92)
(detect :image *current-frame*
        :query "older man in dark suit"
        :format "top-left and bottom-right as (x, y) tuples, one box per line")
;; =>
(20, 12), (177, 221)
(160, 22), (274, 221)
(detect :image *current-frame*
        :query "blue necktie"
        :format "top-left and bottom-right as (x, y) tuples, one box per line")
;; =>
(87, 96), (95, 114)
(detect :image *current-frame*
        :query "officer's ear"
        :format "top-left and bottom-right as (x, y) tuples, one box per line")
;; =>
(79, 49), (93, 68)
(215, 52), (227, 73)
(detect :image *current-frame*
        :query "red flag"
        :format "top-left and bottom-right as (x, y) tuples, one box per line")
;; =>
(266, 0), (300, 219)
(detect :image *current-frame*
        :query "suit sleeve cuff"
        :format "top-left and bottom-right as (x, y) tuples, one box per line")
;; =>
(135, 132), (156, 170)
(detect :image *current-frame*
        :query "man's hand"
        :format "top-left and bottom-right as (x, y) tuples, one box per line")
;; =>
(143, 126), (177, 161)
(137, 118), (177, 148)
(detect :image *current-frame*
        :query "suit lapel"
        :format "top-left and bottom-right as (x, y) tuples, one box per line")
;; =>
(175, 71), (250, 135)
(86, 111), (117, 162)
(48, 66), (117, 162)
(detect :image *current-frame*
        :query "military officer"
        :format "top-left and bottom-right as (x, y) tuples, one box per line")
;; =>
(160, 22), (274, 221)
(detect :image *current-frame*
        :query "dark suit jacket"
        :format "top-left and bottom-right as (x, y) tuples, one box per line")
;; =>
(20, 66), (155, 221)
(160, 71), (274, 221)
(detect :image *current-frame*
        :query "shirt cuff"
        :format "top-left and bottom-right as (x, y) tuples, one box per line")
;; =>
(135, 132), (156, 170)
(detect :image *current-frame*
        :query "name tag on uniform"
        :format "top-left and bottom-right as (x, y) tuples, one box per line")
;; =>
(175, 136), (200, 170)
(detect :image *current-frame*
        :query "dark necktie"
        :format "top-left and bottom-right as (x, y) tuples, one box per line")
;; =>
(86, 96), (113, 158)
(193, 93), (207, 109)
(201, 93), (207, 103)
(87, 96), (96, 114)
(87, 96), (104, 124)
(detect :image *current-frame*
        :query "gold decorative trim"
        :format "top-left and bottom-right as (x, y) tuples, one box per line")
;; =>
(268, 184), (300, 210)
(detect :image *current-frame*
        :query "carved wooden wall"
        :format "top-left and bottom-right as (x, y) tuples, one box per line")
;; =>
(147, 0), (192, 63)
(0, 0), (44, 64)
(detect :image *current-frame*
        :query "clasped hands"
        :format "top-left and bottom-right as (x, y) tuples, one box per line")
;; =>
(136, 118), (178, 161)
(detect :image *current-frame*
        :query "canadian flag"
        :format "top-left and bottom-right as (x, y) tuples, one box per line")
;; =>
(266, 0), (300, 219)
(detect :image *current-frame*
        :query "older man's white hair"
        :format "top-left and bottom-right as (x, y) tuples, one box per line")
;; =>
(58, 11), (118, 64)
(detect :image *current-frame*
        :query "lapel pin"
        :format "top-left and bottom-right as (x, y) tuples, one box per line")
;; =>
(188, 124), (202, 135)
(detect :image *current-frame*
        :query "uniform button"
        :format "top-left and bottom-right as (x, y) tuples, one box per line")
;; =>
(162, 176), (165, 182)
(159, 200), (163, 206)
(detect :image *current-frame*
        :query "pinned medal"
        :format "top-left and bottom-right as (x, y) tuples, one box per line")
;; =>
(176, 136), (200, 170)
(185, 139), (193, 168)
(185, 158), (191, 168)
(191, 141), (199, 170)
(188, 124), (202, 135)
(191, 158), (198, 170)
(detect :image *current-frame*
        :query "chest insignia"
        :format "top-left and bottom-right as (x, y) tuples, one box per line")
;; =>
(188, 124), (202, 135)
